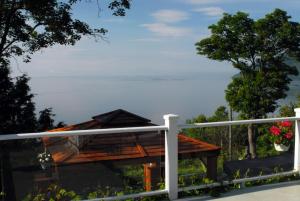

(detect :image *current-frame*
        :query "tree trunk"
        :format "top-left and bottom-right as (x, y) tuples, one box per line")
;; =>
(1, 147), (16, 201)
(247, 124), (257, 159)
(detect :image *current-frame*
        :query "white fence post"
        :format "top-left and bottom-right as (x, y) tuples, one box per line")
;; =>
(294, 108), (300, 172)
(164, 114), (179, 200)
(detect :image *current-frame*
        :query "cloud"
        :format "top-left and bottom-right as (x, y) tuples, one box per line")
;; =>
(194, 7), (224, 16)
(102, 18), (125, 23)
(141, 23), (192, 37)
(130, 38), (163, 42)
(185, 0), (222, 5)
(159, 50), (192, 58)
(151, 9), (189, 23)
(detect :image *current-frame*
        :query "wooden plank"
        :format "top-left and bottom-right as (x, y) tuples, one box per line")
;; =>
(179, 134), (220, 150)
(65, 153), (143, 163)
(136, 144), (148, 157)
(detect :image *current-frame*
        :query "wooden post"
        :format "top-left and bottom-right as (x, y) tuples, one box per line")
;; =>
(164, 114), (179, 200)
(143, 162), (161, 191)
(294, 108), (300, 171)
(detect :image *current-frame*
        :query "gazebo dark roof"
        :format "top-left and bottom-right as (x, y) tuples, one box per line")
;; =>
(92, 109), (151, 125)
(47, 109), (154, 134)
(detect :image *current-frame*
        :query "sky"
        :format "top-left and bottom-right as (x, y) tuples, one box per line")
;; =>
(12, 0), (300, 78)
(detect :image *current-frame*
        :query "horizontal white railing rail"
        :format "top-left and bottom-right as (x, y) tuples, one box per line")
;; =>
(81, 189), (168, 201)
(0, 125), (167, 141)
(178, 170), (298, 192)
(179, 116), (300, 129)
(0, 109), (300, 201)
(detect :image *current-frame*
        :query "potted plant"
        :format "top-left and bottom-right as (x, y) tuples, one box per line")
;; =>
(269, 121), (294, 151)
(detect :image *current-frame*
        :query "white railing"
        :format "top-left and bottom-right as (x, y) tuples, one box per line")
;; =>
(0, 109), (300, 200)
(0, 125), (168, 141)
(175, 108), (300, 198)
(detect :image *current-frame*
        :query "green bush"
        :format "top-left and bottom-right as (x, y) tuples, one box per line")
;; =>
(22, 185), (81, 201)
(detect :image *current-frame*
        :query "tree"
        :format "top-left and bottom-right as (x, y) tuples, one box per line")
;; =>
(196, 9), (300, 158)
(279, 95), (300, 117)
(37, 107), (66, 131)
(0, 67), (37, 201)
(207, 106), (228, 122)
(37, 108), (55, 131)
(184, 106), (229, 145)
(0, 1), (131, 200)
(0, 67), (37, 134)
(0, 0), (130, 65)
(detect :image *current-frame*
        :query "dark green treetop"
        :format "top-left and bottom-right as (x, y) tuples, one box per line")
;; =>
(37, 108), (55, 131)
(0, 67), (36, 134)
(196, 9), (300, 118)
(0, 0), (131, 65)
(279, 95), (300, 117)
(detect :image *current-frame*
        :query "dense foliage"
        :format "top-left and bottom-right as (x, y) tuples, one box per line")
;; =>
(184, 106), (248, 160)
(196, 9), (300, 158)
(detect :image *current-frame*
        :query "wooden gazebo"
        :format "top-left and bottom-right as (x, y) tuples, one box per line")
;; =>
(43, 109), (221, 190)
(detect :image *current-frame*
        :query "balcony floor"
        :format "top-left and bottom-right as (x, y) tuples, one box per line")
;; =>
(177, 180), (300, 201)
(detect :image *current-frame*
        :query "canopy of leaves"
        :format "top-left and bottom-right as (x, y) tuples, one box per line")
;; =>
(196, 9), (300, 118)
(0, 67), (36, 134)
(184, 106), (229, 141)
(37, 108), (55, 131)
(0, 0), (131, 64)
(279, 95), (300, 117)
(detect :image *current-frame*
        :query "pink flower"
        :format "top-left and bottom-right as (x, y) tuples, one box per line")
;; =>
(284, 132), (293, 140)
(270, 126), (281, 136)
(280, 121), (293, 127)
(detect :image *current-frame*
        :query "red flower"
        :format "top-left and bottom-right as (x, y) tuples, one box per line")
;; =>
(284, 132), (293, 140)
(280, 121), (293, 127)
(270, 126), (281, 136)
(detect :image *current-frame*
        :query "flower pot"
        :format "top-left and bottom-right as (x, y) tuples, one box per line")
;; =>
(40, 163), (46, 170)
(274, 143), (290, 152)
(40, 163), (50, 170)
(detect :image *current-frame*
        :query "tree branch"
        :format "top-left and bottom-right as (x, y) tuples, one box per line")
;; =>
(1, 19), (44, 56)
(0, 0), (17, 57)
(1, 39), (17, 53)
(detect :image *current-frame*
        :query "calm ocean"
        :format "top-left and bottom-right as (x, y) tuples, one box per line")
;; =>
(31, 71), (299, 125)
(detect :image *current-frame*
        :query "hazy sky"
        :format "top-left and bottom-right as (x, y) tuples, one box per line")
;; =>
(13, 0), (300, 78)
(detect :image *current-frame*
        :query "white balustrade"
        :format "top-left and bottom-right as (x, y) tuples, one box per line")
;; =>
(1, 109), (300, 200)
(294, 108), (300, 171)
